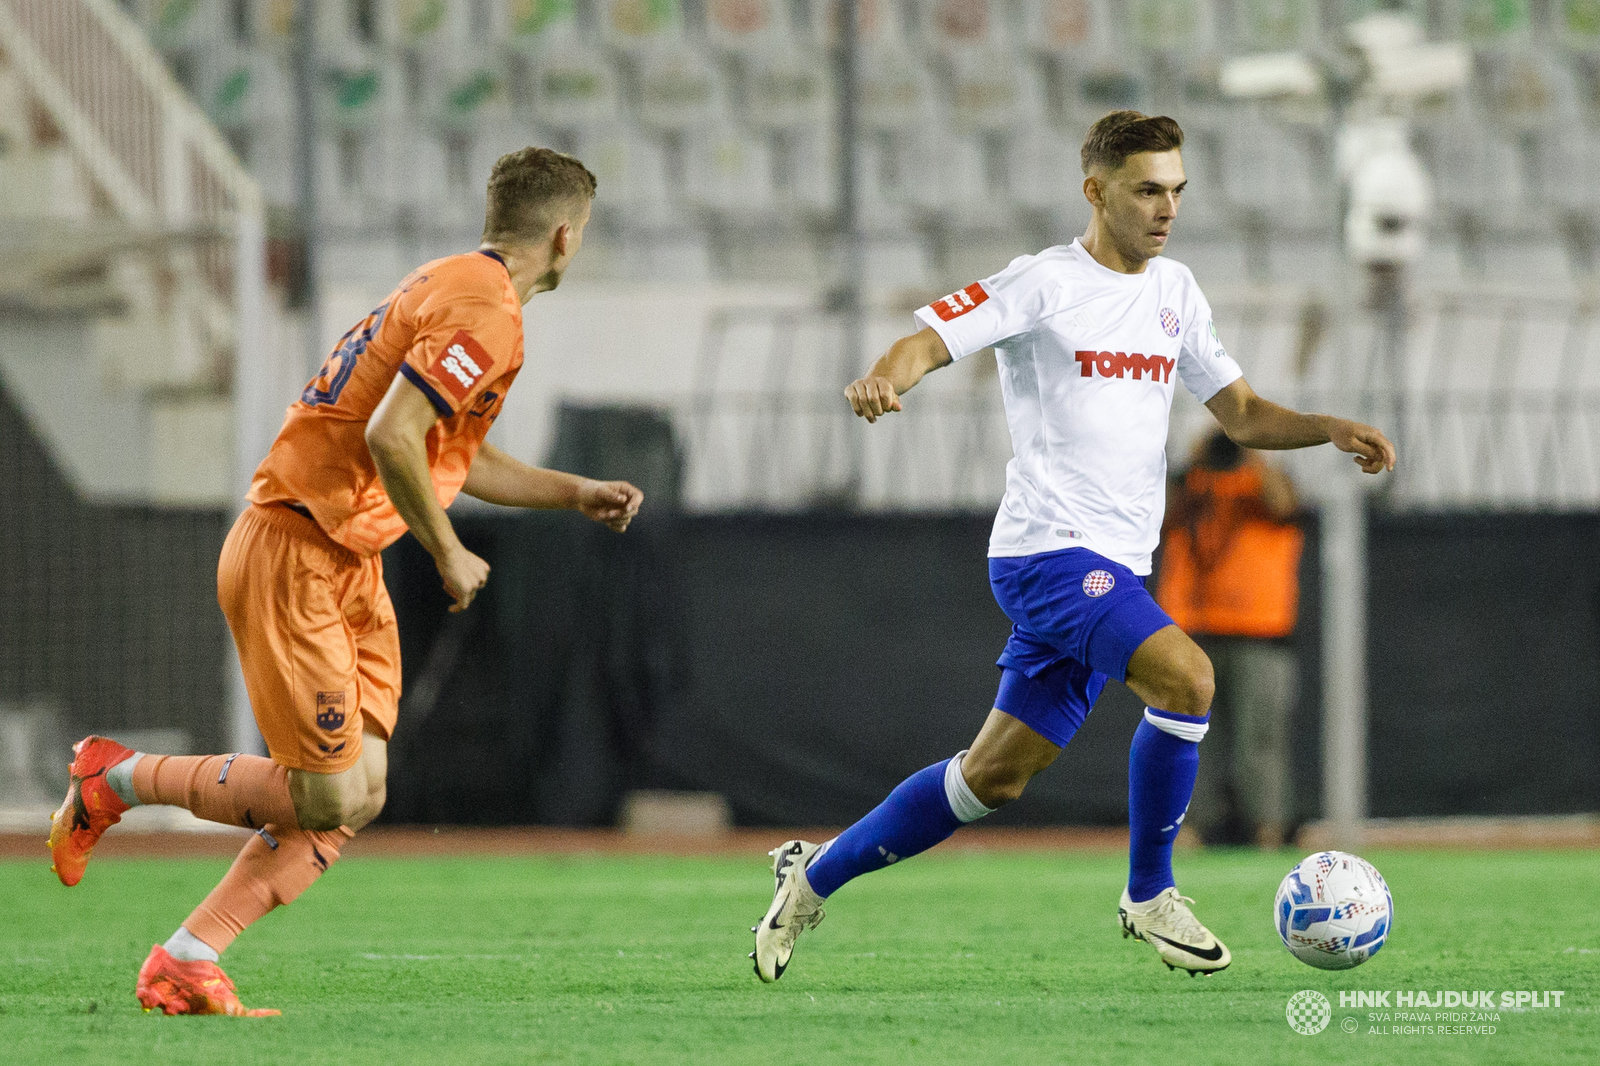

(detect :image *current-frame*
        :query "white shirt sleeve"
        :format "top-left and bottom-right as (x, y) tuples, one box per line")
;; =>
(911, 254), (1055, 360)
(1174, 285), (1244, 403)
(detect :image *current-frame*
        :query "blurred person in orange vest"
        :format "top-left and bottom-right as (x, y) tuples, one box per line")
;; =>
(1156, 427), (1302, 849)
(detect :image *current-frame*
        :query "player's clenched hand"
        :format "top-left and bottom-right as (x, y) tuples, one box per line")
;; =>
(1329, 418), (1397, 474)
(845, 376), (902, 423)
(577, 478), (643, 533)
(437, 544), (490, 612)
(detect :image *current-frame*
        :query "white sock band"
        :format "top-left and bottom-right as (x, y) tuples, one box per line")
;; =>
(164, 926), (220, 963)
(105, 752), (144, 807)
(1143, 708), (1210, 743)
(944, 751), (995, 823)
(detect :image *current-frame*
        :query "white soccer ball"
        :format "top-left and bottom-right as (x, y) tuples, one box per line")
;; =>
(1274, 851), (1392, 970)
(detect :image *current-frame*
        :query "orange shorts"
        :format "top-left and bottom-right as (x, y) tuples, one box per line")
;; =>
(217, 503), (400, 773)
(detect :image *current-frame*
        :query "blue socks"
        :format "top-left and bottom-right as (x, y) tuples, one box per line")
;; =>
(1127, 708), (1210, 903)
(802, 709), (1208, 906)
(806, 755), (993, 899)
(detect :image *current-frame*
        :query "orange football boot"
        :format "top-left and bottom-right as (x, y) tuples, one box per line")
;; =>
(135, 945), (280, 1017)
(48, 735), (134, 887)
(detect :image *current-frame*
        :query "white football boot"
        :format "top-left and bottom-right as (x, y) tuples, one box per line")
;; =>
(750, 839), (826, 982)
(1118, 886), (1231, 975)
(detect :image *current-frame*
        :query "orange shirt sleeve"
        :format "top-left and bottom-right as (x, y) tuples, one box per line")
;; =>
(395, 284), (519, 417)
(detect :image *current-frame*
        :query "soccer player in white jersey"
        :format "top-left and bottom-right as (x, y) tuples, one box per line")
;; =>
(751, 111), (1396, 981)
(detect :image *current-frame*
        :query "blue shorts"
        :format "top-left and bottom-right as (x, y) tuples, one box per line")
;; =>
(987, 548), (1175, 748)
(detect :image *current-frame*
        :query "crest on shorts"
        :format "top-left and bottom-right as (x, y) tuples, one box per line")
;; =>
(1082, 570), (1115, 597)
(1159, 307), (1181, 337)
(316, 691), (346, 732)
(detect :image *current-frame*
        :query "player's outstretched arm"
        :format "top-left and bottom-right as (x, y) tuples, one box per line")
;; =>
(368, 375), (491, 612)
(463, 444), (643, 532)
(845, 327), (952, 423)
(1205, 379), (1396, 474)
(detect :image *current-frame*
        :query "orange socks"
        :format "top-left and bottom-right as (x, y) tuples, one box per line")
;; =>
(182, 824), (355, 955)
(131, 753), (300, 831)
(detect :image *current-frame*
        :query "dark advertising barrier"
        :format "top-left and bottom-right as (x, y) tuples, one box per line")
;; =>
(380, 509), (1600, 829)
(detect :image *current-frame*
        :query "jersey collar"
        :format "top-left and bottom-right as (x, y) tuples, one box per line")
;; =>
(1071, 238), (1152, 284)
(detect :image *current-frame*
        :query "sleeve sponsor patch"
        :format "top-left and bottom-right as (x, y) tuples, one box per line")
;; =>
(930, 282), (989, 322)
(428, 330), (494, 405)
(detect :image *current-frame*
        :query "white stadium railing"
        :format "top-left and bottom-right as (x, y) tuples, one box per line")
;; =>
(0, 0), (270, 755)
(0, 0), (271, 499)
(674, 286), (1600, 514)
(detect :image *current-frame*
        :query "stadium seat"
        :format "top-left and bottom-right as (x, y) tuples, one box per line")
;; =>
(1124, 0), (1213, 54)
(136, 0), (232, 50)
(739, 45), (830, 131)
(194, 47), (297, 205)
(506, 0), (585, 41)
(1561, 2), (1600, 50)
(541, 49), (625, 130)
(1216, 115), (1326, 232)
(1227, 0), (1320, 51)
(1476, 50), (1577, 129)
(1071, 61), (1149, 116)
(1419, 119), (1530, 228)
(722, 42), (835, 221)
(938, 46), (1042, 131)
(1008, 122), (1077, 214)
(705, 0), (785, 51)
(679, 123), (777, 215)
(916, 0), (1005, 52)
(308, 50), (410, 229)
(1451, 0), (1534, 47)
(1020, 0), (1103, 54)
(599, 0), (689, 53)
(572, 126), (682, 227)
(634, 45), (726, 132)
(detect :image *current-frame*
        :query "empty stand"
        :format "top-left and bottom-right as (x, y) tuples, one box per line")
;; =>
(90, 0), (1590, 290)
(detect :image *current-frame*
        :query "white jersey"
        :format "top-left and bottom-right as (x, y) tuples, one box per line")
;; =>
(914, 238), (1243, 574)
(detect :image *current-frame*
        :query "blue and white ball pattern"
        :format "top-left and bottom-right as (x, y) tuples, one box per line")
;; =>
(1275, 851), (1393, 970)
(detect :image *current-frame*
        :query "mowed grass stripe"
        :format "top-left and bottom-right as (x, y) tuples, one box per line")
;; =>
(1, 849), (1596, 1066)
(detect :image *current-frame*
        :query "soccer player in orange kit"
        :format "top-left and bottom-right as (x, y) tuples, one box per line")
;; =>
(46, 147), (643, 1016)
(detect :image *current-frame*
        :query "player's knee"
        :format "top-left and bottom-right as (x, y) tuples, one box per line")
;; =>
(291, 780), (366, 832)
(973, 775), (1028, 808)
(963, 760), (1032, 809)
(1170, 658), (1215, 718)
(294, 800), (347, 832)
(361, 782), (387, 825)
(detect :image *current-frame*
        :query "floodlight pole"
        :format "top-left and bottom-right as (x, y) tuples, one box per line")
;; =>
(1321, 463), (1368, 847)
(1320, 263), (1405, 847)
(834, 0), (865, 503)
(229, 182), (270, 758)
(293, 0), (323, 377)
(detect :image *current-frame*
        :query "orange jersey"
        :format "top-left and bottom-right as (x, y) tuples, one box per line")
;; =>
(249, 250), (523, 556)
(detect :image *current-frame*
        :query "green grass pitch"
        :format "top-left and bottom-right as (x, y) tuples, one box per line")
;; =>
(2, 847), (1596, 1065)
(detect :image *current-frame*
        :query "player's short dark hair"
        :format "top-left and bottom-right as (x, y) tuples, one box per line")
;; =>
(1080, 111), (1185, 174)
(483, 146), (597, 243)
